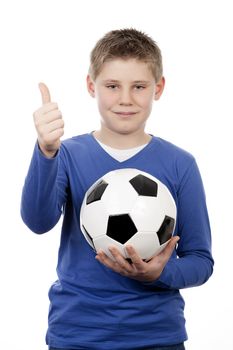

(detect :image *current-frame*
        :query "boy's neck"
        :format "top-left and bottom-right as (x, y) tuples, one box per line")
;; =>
(93, 129), (152, 149)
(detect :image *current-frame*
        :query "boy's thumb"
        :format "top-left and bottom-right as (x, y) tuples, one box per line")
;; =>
(38, 82), (51, 105)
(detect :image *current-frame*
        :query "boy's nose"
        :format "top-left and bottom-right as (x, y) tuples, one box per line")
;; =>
(119, 89), (133, 105)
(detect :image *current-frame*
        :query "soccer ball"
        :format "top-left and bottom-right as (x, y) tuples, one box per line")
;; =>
(80, 168), (176, 261)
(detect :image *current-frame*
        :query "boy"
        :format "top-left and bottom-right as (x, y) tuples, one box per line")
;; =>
(21, 29), (214, 350)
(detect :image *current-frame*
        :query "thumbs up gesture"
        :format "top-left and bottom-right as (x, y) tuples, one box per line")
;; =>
(33, 83), (64, 158)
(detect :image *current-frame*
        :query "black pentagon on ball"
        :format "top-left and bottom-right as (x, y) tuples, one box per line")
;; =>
(157, 216), (175, 244)
(86, 180), (108, 205)
(106, 214), (138, 244)
(129, 174), (158, 197)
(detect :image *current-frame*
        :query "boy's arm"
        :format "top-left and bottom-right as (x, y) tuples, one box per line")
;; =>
(152, 159), (214, 289)
(20, 143), (67, 233)
(21, 83), (67, 233)
(96, 160), (214, 290)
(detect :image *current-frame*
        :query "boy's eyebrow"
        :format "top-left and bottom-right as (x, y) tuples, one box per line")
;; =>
(102, 79), (120, 83)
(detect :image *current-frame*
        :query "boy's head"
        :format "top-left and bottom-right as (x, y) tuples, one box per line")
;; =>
(89, 28), (163, 82)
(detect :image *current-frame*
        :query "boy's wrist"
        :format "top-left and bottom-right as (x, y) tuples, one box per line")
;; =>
(38, 142), (59, 158)
(38, 142), (58, 158)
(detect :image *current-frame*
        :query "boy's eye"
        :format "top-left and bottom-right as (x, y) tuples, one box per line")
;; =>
(135, 85), (146, 90)
(106, 84), (118, 89)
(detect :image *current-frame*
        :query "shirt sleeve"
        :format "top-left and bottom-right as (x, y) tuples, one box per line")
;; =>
(151, 159), (214, 290)
(20, 143), (68, 234)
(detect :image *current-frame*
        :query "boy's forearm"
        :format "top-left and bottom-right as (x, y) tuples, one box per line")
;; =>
(151, 251), (214, 290)
(21, 143), (62, 233)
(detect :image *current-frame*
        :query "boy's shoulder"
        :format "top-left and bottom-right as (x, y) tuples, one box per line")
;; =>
(152, 136), (195, 162)
(61, 133), (92, 149)
(60, 133), (99, 161)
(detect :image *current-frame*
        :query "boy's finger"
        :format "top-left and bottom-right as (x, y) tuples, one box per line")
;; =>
(38, 82), (51, 105)
(125, 245), (144, 270)
(162, 236), (179, 259)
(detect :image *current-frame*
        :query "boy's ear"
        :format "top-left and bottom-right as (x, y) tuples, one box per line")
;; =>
(86, 75), (95, 97)
(154, 76), (165, 101)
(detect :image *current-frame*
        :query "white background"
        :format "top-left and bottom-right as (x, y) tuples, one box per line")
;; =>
(0, 1), (232, 349)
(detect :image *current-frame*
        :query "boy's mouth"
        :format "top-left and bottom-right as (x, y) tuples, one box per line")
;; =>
(113, 111), (137, 116)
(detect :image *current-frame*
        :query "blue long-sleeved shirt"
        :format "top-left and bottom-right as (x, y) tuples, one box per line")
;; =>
(21, 133), (214, 349)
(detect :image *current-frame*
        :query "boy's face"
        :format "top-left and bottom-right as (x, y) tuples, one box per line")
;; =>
(87, 58), (164, 137)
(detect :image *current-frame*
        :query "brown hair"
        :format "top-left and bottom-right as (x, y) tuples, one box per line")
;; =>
(89, 28), (163, 82)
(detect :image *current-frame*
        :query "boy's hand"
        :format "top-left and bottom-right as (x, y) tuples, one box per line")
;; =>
(95, 236), (179, 282)
(33, 82), (64, 158)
